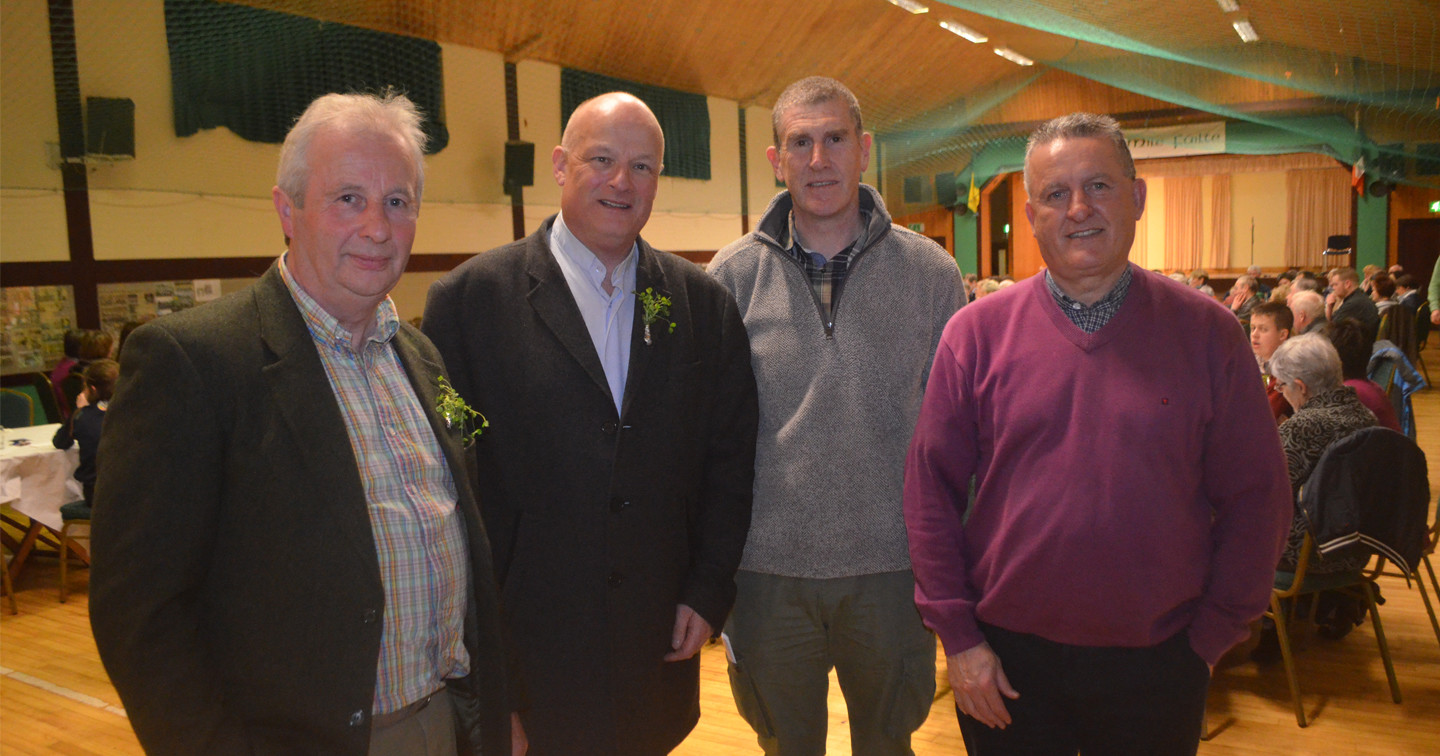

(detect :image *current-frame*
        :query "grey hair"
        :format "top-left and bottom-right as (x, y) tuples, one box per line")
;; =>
(1289, 289), (1324, 319)
(1023, 112), (1135, 195)
(1268, 332), (1343, 396)
(772, 76), (864, 147)
(1234, 275), (1257, 292)
(276, 90), (427, 207)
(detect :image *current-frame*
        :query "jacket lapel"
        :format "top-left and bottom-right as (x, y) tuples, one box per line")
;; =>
(620, 239), (668, 420)
(392, 329), (472, 507)
(253, 266), (381, 585)
(525, 226), (614, 400)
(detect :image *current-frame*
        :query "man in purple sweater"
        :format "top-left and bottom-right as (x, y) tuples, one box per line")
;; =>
(903, 113), (1291, 754)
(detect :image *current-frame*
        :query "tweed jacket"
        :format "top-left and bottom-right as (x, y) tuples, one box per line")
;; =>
(90, 264), (511, 755)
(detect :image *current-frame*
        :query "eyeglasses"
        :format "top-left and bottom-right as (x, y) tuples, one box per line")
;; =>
(1273, 380), (1288, 390)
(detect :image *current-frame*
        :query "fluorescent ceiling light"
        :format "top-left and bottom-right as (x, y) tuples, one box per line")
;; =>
(1232, 18), (1259, 42)
(1215, 0), (1239, 12)
(885, 0), (929, 13)
(940, 20), (988, 43)
(993, 46), (1034, 66)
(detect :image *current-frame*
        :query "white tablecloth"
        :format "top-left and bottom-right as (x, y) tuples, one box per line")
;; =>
(0, 423), (82, 531)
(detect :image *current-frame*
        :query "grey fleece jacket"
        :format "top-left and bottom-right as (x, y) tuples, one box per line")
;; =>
(709, 185), (965, 578)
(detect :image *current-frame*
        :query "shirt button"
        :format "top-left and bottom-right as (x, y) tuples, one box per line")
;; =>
(610, 498), (630, 513)
(349, 710), (365, 726)
(362, 609), (379, 624)
(608, 571), (625, 588)
(602, 421), (618, 435)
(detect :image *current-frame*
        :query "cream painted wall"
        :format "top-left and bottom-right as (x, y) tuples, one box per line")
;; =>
(1, 0), (68, 262)
(2, 0), (765, 275)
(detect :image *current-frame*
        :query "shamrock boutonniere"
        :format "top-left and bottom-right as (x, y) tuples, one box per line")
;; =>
(434, 376), (488, 446)
(637, 287), (677, 346)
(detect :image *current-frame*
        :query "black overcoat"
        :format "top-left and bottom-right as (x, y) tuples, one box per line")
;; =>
(423, 217), (758, 754)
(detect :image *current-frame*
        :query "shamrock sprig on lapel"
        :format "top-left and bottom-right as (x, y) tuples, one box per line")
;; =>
(637, 287), (677, 346)
(434, 375), (488, 446)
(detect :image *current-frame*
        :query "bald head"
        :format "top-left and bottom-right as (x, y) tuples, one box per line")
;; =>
(1289, 289), (1324, 331)
(553, 92), (666, 264)
(562, 92), (665, 162)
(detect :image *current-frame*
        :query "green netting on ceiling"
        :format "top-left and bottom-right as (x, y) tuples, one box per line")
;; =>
(883, 0), (1438, 189)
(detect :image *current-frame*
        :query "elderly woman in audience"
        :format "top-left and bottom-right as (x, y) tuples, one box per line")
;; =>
(1249, 332), (1380, 662)
(1269, 333), (1378, 576)
(1250, 301), (1294, 424)
(1229, 274), (1264, 325)
(1324, 318), (1401, 432)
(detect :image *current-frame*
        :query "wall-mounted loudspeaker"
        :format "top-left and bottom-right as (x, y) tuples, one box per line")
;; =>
(504, 140), (534, 194)
(86, 97), (135, 158)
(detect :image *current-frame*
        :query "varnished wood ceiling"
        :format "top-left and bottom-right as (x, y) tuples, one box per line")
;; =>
(230, 0), (1437, 142)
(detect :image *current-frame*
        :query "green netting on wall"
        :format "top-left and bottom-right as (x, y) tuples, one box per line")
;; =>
(165, 0), (449, 152)
(561, 68), (712, 181)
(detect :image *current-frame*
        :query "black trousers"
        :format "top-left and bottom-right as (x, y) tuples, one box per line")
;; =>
(956, 623), (1209, 756)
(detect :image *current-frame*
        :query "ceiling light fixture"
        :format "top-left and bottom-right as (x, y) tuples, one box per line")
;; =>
(994, 46), (1034, 66)
(1215, 0), (1239, 12)
(885, 0), (929, 14)
(939, 20), (988, 43)
(1232, 18), (1259, 42)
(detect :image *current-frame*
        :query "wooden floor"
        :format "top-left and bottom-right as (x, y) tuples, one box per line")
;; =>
(3, 354), (1438, 755)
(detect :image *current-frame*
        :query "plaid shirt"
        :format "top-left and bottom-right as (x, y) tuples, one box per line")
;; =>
(279, 257), (470, 715)
(778, 210), (872, 322)
(1045, 266), (1133, 333)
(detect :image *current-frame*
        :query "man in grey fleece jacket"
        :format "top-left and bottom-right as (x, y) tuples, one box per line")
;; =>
(709, 77), (965, 755)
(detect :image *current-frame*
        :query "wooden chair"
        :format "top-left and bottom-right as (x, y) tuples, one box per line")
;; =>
(28, 372), (63, 426)
(0, 388), (35, 427)
(58, 507), (92, 604)
(1267, 533), (1400, 728)
(1367, 505), (1440, 650)
(2, 545), (17, 614)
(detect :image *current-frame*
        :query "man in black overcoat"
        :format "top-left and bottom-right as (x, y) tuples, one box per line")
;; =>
(423, 92), (758, 755)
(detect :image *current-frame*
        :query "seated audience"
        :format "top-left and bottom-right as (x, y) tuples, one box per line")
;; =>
(58, 329), (115, 420)
(1323, 319), (1401, 432)
(50, 329), (83, 411)
(1395, 273), (1422, 313)
(52, 358), (119, 519)
(1327, 267), (1380, 350)
(1371, 272), (1417, 358)
(1291, 271), (1321, 294)
(1189, 269), (1216, 298)
(1229, 275), (1263, 325)
(1268, 278), (1292, 303)
(1246, 265), (1271, 298)
(1269, 333), (1378, 575)
(1289, 289), (1326, 335)
(1250, 301), (1294, 424)
(974, 277), (1002, 299)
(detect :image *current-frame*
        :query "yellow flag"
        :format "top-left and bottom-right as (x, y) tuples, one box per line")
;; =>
(966, 171), (981, 213)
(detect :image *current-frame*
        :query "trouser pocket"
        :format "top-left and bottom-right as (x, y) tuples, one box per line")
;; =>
(727, 657), (776, 739)
(883, 647), (937, 738)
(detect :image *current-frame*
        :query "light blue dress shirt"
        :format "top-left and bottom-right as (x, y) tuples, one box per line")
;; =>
(549, 213), (637, 412)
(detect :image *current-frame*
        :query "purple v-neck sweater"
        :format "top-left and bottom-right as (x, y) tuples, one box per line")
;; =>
(904, 265), (1291, 666)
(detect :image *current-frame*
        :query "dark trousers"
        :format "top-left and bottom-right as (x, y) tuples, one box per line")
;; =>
(956, 623), (1209, 756)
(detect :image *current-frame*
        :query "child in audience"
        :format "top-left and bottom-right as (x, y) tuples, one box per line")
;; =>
(52, 358), (119, 519)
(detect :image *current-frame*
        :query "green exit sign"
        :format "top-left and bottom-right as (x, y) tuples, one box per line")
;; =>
(1430, 200), (1440, 213)
(908, 222), (924, 232)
